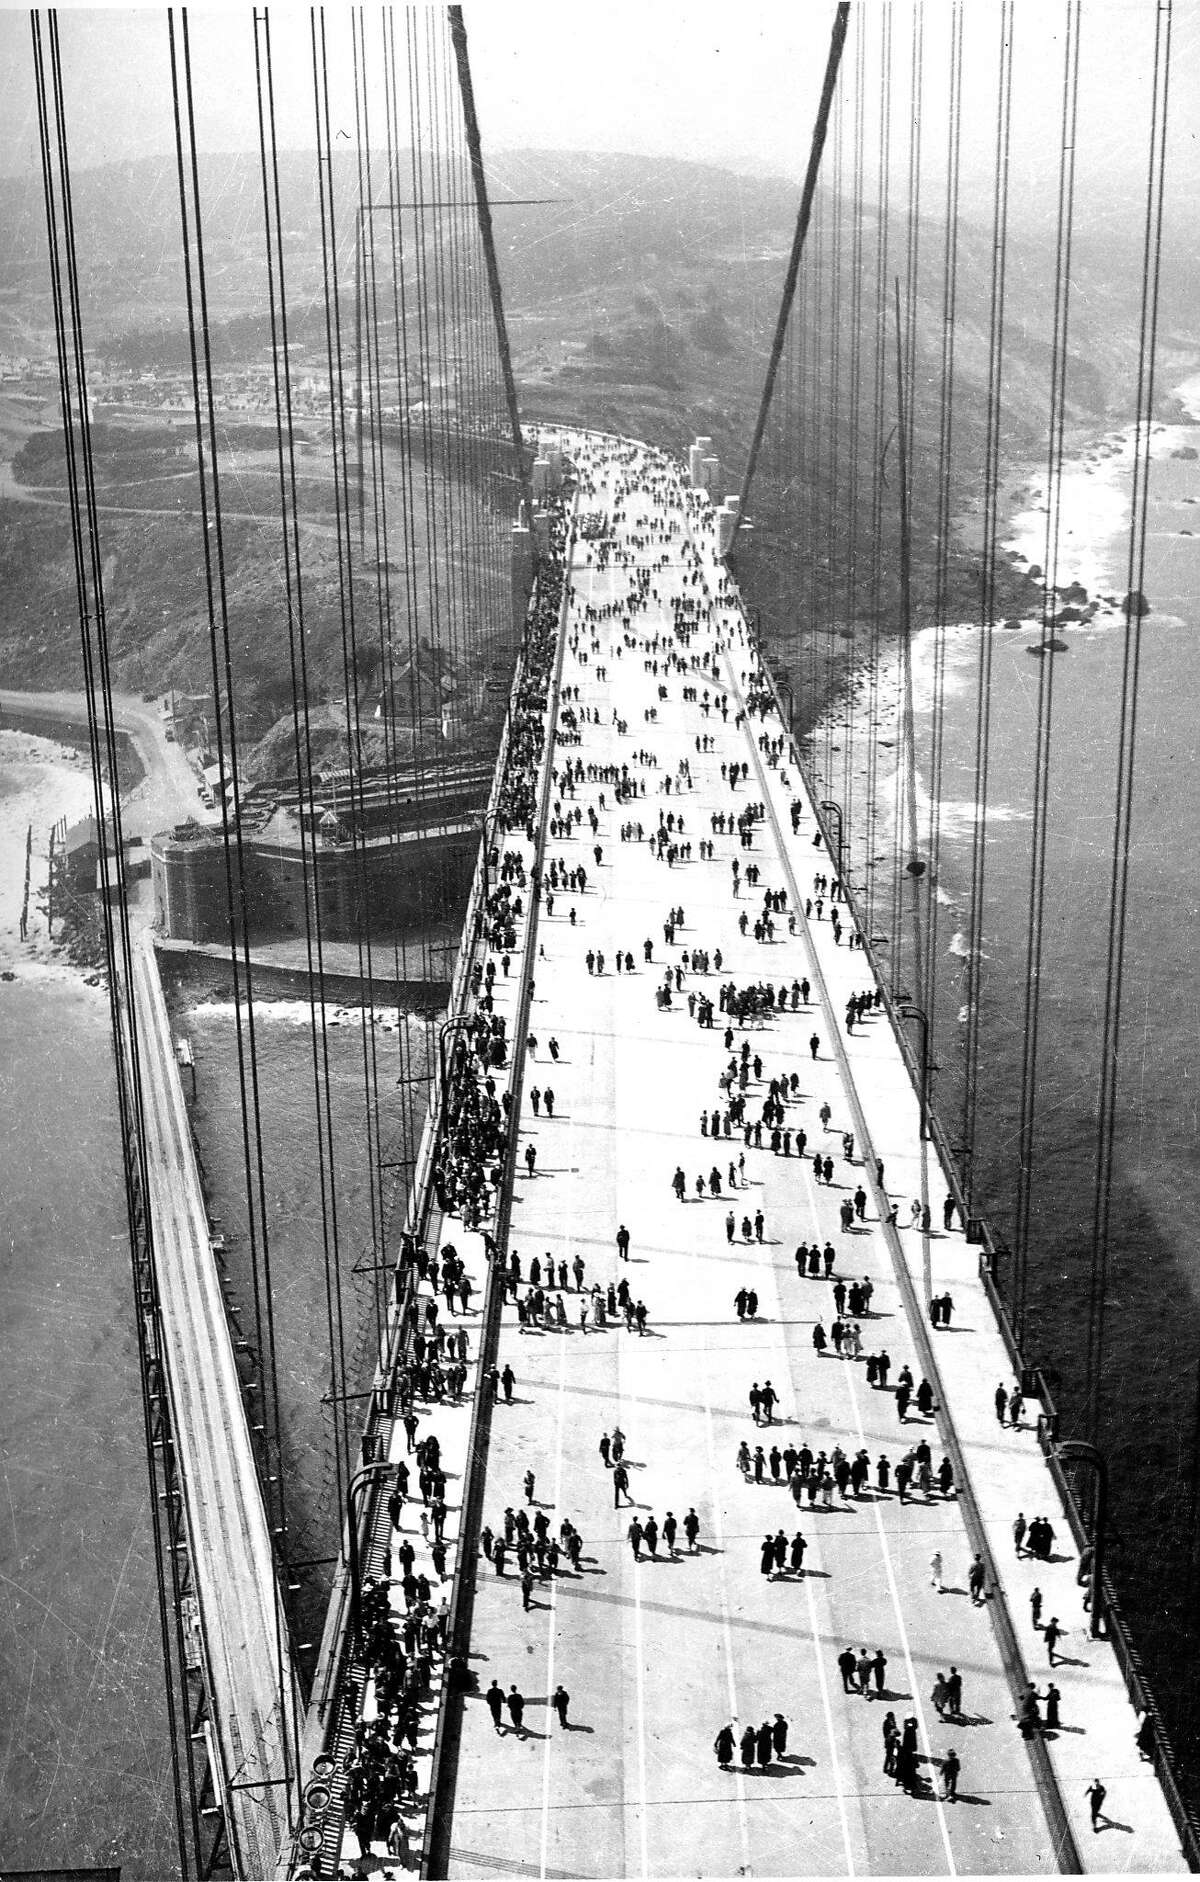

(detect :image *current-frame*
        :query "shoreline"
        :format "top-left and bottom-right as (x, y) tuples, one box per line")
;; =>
(0, 727), (102, 984)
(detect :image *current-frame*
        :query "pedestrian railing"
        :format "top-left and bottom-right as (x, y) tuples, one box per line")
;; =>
(422, 496), (577, 1880)
(288, 500), (576, 1879)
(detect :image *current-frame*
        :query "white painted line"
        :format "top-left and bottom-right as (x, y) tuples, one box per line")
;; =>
(806, 1572), (858, 1876)
(538, 1323), (571, 1881)
(700, 1339), (752, 1878)
(838, 1355), (959, 1876)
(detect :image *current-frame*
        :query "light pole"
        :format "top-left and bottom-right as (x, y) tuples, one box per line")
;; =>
(897, 1002), (930, 1141)
(346, 1459), (392, 1654)
(437, 1012), (475, 1106)
(819, 799), (844, 882)
(778, 676), (795, 731)
(1056, 1440), (1107, 1638)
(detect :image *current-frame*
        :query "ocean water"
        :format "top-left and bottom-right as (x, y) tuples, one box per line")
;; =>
(0, 976), (179, 1879)
(810, 386), (1200, 1761)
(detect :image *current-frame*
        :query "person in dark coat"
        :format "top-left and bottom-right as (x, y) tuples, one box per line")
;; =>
(772, 1713), (789, 1759)
(941, 1748), (961, 1800)
(756, 1720), (773, 1770)
(714, 1723), (735, 1768)
(506, 1686), (526, 1736)
(485, 1680), (504, 1732)
(760, 1534), (776, 1579)
(896, 1716), (919, 1790)
(739, 1725), (756, 1770)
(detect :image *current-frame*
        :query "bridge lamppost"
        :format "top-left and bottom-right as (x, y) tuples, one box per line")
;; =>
(778, 677), (795, 732)
(897, 1002), (931, 1142)
(346, 1459), (393, 1655)
(1056, 1440), (1107, 1638)
(819, 799), (844, 882)
(437, 1012), (476, 1109)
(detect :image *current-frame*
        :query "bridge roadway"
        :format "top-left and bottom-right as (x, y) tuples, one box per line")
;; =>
(341, 430), (1185, 1878)
(131, 934), (299, 1875)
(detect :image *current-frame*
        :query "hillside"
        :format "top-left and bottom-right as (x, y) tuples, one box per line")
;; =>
(1, 148), (1196, 746)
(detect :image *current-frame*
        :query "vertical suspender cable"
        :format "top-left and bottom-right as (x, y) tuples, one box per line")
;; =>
(961, 1), (1014, 1214)
(1086, 0), (1173, 1445)
(1012, 0), (1083, 1343)
(733, 2), (850, 538)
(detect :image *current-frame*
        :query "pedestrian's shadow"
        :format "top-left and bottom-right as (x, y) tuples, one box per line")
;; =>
(781, 1753), (816, 1768)
(951, 1712), (992, 1728)
(1052, 1654), (1089, 1669)
(952, 1793), (992, 1808)
(1096, 1816), (1134, 1834)
(561, 1721), (595, 1733)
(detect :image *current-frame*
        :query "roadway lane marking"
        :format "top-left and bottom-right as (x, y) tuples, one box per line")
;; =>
(539, 1322), (571, 1881)
(700, 1329), (752, 1879)
(806, 1572), (857, 1875)
(837, 1355), (959, 1875)
(720, 642), (961, 1877)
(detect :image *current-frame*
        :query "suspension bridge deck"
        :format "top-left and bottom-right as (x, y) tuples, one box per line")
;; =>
(130, 935), (298, 1875)
(341, 432), (1185, 1879)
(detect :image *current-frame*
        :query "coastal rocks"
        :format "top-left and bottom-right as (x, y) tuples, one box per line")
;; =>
(1027, 638), (1069, 656)
(1171, 444), (1198, 460)
(1122, 590), (1151, 617)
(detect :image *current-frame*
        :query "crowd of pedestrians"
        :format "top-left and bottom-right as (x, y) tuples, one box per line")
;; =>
(329, 431), (1138, 1871)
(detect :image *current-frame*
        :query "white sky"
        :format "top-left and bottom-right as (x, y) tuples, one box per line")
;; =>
(0, 2), (1196, 230)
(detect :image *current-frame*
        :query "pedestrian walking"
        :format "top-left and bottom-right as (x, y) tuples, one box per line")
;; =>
(1031, 1585), (1043, 1629)
(552, 1685), (570, 1728)
(1013, 1511), (1027, 1556)
(506, 1686), (526, 1736)
(968, 1553), (987, 1604)
(930, 1549), (944, 1592)
(1086, 1779), (1107, 1832)
(1044, 1616), (1063, 1665)
(486, 1680), (504, 1732)
(714, 1723), (735, 1769)
(941, 1748), (961, 1801)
